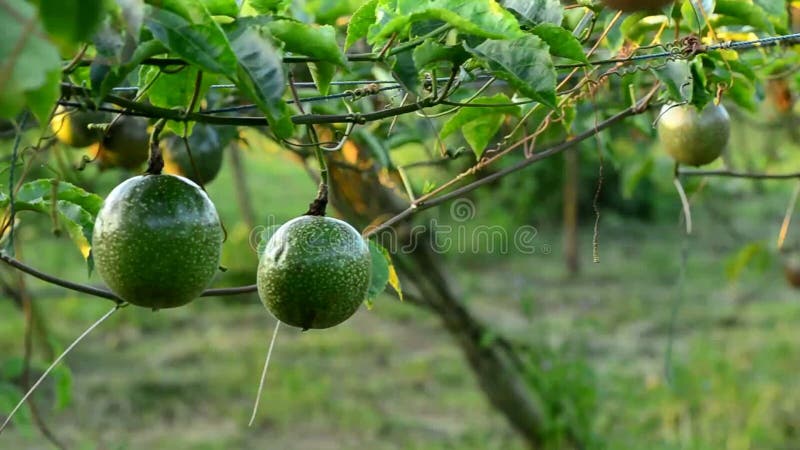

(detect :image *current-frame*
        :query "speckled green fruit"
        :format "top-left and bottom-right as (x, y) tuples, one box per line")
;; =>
(162, 124), (226, 184)
(601, 0), (673, 12)
(98, 116), (149, 170)
(51, 105), (110, 148)
(257, 216), (371, 330)
(657, 103), (730, 167)
(92, 175), (223, 309)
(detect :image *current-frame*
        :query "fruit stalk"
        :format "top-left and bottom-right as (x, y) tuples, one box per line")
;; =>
(305, 126), (329, 216)
(146, 118), (167, 175)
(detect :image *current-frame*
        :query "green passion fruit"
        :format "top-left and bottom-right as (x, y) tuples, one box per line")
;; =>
(51, 105), (110, 148)
(601, 0), (673, 12)
(657, 102), (731, 167)
(162, 124), (227, 184)
(257, 216), (371, 330)
(92, 174), (223, 309)
(97, 115), (150, 170)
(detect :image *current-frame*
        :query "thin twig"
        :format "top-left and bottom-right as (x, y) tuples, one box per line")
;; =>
(364, 89), (658, 238)
(60, 83), (439, 127)
(0, 252), (258, 302)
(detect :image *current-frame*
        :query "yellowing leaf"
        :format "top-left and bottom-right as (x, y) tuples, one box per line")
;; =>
(388, 263), (403, 301)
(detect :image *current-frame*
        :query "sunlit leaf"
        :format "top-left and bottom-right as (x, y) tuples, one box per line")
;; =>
(345, 0), (378, 50)
(240, 0), (291, 15)
(370, 0), (523, 44)
(267, 20), (346, 67)
(138, 65), (212, 135)
(530, 23), (588, 64)
(0, 180), (103, 263)
(200, 0), (239, 17)
(309, 62), (336, 96)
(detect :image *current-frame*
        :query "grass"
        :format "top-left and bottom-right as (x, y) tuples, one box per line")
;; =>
(3, 129), (800, 449)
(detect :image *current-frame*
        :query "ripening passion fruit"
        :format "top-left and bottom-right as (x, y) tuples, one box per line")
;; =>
(92, 174), (223, 309)
(162, 124), (227, 185)
(601, 0), (674, 12)
(51, 105), (110, 148)
(657, 102), (731, 167)
(257, 216), (371, 330)
(97, 115), (150, 170)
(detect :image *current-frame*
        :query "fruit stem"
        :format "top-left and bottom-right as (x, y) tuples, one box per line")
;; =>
(145, 118), (167, 175)
(305, 126), (329, 216)
(305, 182), (328, 217)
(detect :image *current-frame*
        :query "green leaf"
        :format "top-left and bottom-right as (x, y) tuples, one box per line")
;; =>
(620, 12), (665, 43)
(754, 0), (788, 33)
(138, 65), (211, 135)
(37, 0), (107, 50)
(653, 60), (691, 103)
(52, 365), (73, 410)
(345, 0), (378, 50)
(412, 39), (470, 70)
(229, 25), (294, 138)
(0, 357), (25, 380)
(725, 242), (770, 282)
(0, 0), (61, 122)
(681, 0), (716, 31)
(440, 94), (520, 156)
(622, 155), (653, 199)
(354, 129), (391, 168)
(0, 383), (33, 437)
(200, 0), (239, 17)
(714, 0), (773, 33)
(15, 179), (103, 215)
(24, 69), (60, 126)
(503, 0), (563, 25)
(266, 20), (346, 67)
(466, 35), (556, 108)
(309, 62), (336, 96)
(530, 23), (588, 64)
(0, 179), (102, 261)
(240, 0), (292, 15)
(367, 1), (401, 46)
(422, 180), (437, 195)
(388, 51), (420, 94)
(367, 240), (390, 300)
(725, 58), (756, 82)
(144, 2), (239, 79)
(689, 58), (713, 108)
(91, 39), (168, 102)
(727, 74), (756, 112)
(371, 0), (524, 44)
